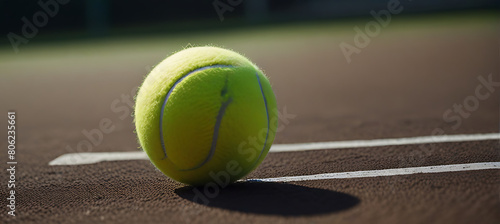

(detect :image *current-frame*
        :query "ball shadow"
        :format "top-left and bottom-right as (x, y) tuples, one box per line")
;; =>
(175, 181), (360, 216)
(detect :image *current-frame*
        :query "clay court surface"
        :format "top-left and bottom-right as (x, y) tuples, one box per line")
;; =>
(1, 13), (499, 223)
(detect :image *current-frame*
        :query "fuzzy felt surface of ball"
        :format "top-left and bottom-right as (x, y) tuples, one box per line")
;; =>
(135, 46), (278, 186)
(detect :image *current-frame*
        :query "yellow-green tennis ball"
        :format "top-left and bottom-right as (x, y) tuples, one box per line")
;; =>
(135, 46), (278, 186)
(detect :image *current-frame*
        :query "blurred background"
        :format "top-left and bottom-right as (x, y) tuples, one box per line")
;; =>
(1, 0), (498, 46)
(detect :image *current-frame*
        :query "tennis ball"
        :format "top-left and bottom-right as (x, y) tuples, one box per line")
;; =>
(135, 46), (278, 186)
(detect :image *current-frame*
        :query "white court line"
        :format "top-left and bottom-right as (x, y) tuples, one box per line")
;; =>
(48, 151), (148, 166)
(48, 133), (499, 166)
(246, 162), (500, 182)
(270, 133), (500, 152)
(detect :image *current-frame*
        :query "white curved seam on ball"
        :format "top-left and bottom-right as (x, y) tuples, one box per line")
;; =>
(249, 71), (270, 169)
(159, 64), (234, 169)
(180, 75), (233, 171)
